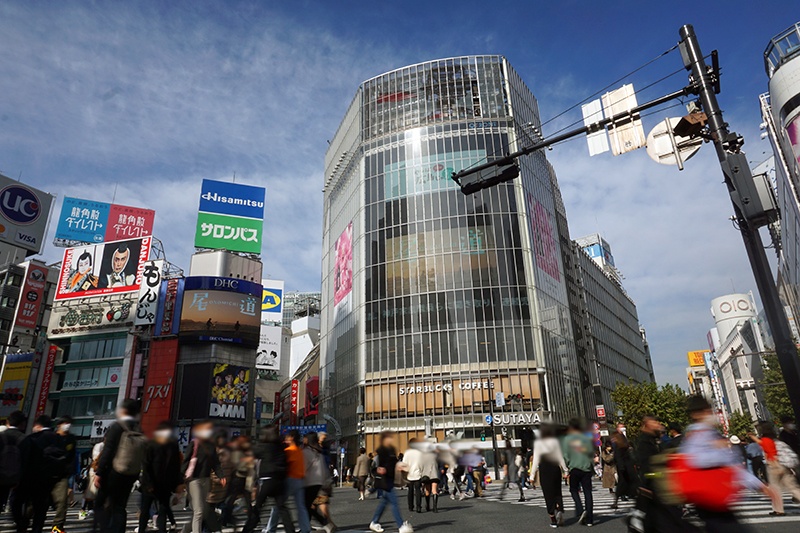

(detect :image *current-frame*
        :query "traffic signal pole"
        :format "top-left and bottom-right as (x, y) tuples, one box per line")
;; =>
(678, 24), (800, 423)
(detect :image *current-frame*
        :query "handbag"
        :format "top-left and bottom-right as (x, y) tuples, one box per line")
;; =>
(183, 440), (199, 480)
(666, 453), (740, 512)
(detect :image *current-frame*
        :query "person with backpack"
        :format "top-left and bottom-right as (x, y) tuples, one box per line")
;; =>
(369, 431), (413, 533)
(755, 421), (800, 516)
(51, 416), (77, 533)
(139, 421), (182, 533)
(94, 399), (146, 533)
(181, 420), (226, 533)
(13, 415), (61, 533)
(0, 410), (25, 514)
(242, 425), (295, 533)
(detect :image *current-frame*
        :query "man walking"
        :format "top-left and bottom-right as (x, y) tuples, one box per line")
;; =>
(51, 416), (77, 533)
(0, 411), (25, 513)
(369, 431), (413, 533)
(563, 418), (594, 527)
(265, 430), (309, 533)
(14, 416), (61, 533)
(94, 399), (146, 533)
(402, 438), (423, 513)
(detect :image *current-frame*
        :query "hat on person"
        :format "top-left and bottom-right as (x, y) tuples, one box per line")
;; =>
(729, 435), (741, 445)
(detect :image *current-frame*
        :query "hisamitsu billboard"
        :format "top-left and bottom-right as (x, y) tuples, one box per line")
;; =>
(199, 179), (265, 220)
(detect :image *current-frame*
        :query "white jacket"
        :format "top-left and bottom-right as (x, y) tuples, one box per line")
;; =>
(403, 448), (423, 481)
(530, 437), (568, 474)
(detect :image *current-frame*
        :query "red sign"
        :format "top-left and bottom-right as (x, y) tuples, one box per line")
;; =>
(35, 345), (58, 417)
(140, 338), (179, 436)
(15, 263), (49, 329)
(290, 380), (299, 415)
(105, 204), (155, 241)
(595, 405), (606, 419)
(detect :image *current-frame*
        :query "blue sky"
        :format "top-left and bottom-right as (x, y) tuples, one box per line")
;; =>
(0, 0), (797, 387)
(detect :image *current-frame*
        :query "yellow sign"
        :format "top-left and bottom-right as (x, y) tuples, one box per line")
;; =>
(262, 289), (282, 312)
(687, 350), (707, 368)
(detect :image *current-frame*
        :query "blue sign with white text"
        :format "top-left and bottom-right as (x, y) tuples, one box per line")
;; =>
(199, 179), (266, 220)
(55, 197), (112, 243)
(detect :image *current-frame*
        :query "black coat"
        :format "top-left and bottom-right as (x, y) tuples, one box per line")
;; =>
(141, 440), (182, 494)
(253, 441), (287, 479)
(181, 439), (223, 480)
(97, 420), (139, 481)
(19, 429), (61, 486)
(375, 445), (398, 491)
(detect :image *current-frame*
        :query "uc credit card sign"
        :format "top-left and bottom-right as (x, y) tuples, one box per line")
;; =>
(199, 179), (265, 219)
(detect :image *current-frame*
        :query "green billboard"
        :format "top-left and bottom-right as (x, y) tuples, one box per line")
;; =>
(194, 211), (262, 254)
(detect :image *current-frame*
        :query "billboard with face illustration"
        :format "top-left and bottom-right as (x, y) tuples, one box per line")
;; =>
(54, 237), (152, 301)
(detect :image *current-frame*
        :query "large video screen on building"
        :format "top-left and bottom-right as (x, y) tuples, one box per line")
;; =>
(54, 237), (152, 301)
(179, 277), (261, 346)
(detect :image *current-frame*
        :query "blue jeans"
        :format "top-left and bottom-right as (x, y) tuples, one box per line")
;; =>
(466, 471), (474, 492)
(371, 486), (404, 528)
(267, 478), (310, 533)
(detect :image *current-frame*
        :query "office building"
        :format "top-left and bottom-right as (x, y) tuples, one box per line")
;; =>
(320, 56), (652, 454)
(761, 22), (800, 326)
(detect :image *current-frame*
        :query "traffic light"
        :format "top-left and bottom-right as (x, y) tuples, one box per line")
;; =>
(480, 431), (486, 442)
(457, 163), (520, 195)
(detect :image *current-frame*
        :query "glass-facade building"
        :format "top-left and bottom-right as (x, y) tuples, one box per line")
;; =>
(321, 56), (595, 451)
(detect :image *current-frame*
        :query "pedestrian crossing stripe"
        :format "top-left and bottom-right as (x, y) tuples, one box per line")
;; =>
(481, 482), (800, 524)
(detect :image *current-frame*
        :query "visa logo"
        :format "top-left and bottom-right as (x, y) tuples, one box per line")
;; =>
(262, 289), (282, 311)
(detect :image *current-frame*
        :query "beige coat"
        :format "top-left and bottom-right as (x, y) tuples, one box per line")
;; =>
(601, 450), (617, 489)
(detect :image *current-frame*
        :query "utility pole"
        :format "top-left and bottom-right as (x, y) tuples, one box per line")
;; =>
(486, 379), (501, 481)
(678, 24), (800, 422)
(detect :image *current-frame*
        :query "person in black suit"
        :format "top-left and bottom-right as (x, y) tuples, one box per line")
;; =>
(0, 411), (25, 513)
(94, 399), (142, 533)
(13, 415), (61, 533)
(139, 421), (182, 533)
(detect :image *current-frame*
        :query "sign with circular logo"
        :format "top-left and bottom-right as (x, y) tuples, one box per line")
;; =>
(0, 185), (41, 225)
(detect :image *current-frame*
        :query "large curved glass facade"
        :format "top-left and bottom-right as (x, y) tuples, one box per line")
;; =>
(322, 56), (584, 451)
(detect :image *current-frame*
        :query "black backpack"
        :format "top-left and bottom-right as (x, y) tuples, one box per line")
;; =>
(41, 443), (69, 478)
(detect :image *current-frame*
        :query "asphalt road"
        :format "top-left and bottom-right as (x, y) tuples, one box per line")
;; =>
(2, 481), (799, 532)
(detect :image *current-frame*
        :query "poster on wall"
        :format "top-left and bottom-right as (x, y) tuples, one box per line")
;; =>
(333, 222), (353, 322)
(526, 193), (561, 282)
(54, 236), (152, 301)
(134, 260), (164, 326)
(786, 114), (800, 169)
(209, 364), (249, 420)
(305, 376), (319, 416)
(256, 324), (282, 371)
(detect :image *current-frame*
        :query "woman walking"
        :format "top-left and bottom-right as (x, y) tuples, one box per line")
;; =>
(754, 423), (800, 516)
(530, 425), (568, 528)
(303, 432), (335, 532)
(600, 442), (616, 495)
(182, 420), (226, 533)
(354, 448), (370, 501)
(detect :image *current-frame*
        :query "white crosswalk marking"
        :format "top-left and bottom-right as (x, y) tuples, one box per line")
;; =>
(481, 481), (800, 525)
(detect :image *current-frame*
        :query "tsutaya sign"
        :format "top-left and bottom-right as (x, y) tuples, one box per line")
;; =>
(486, 412), (549, 426)
(398, 380), (495, 395)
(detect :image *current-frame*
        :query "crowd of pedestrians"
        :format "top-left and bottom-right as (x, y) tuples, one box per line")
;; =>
(0, 395), (799, 532)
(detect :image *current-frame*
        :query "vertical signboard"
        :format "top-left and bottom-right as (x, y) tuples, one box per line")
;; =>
(0, 175), (54, 254)
(0, 353), (34, 418)
(15, 263), (49, 329)
(194, 179), (265, 254)
(140, 338), (179, 435)
(257, 325), (282, 371)
(134, 259), (164, 326)
(155, 278), (183, 337)
(35, 345), (58, 417)
(261, 279), (284, 324)
(333, 222), (353, 322)
(290, 379), (300, 416)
